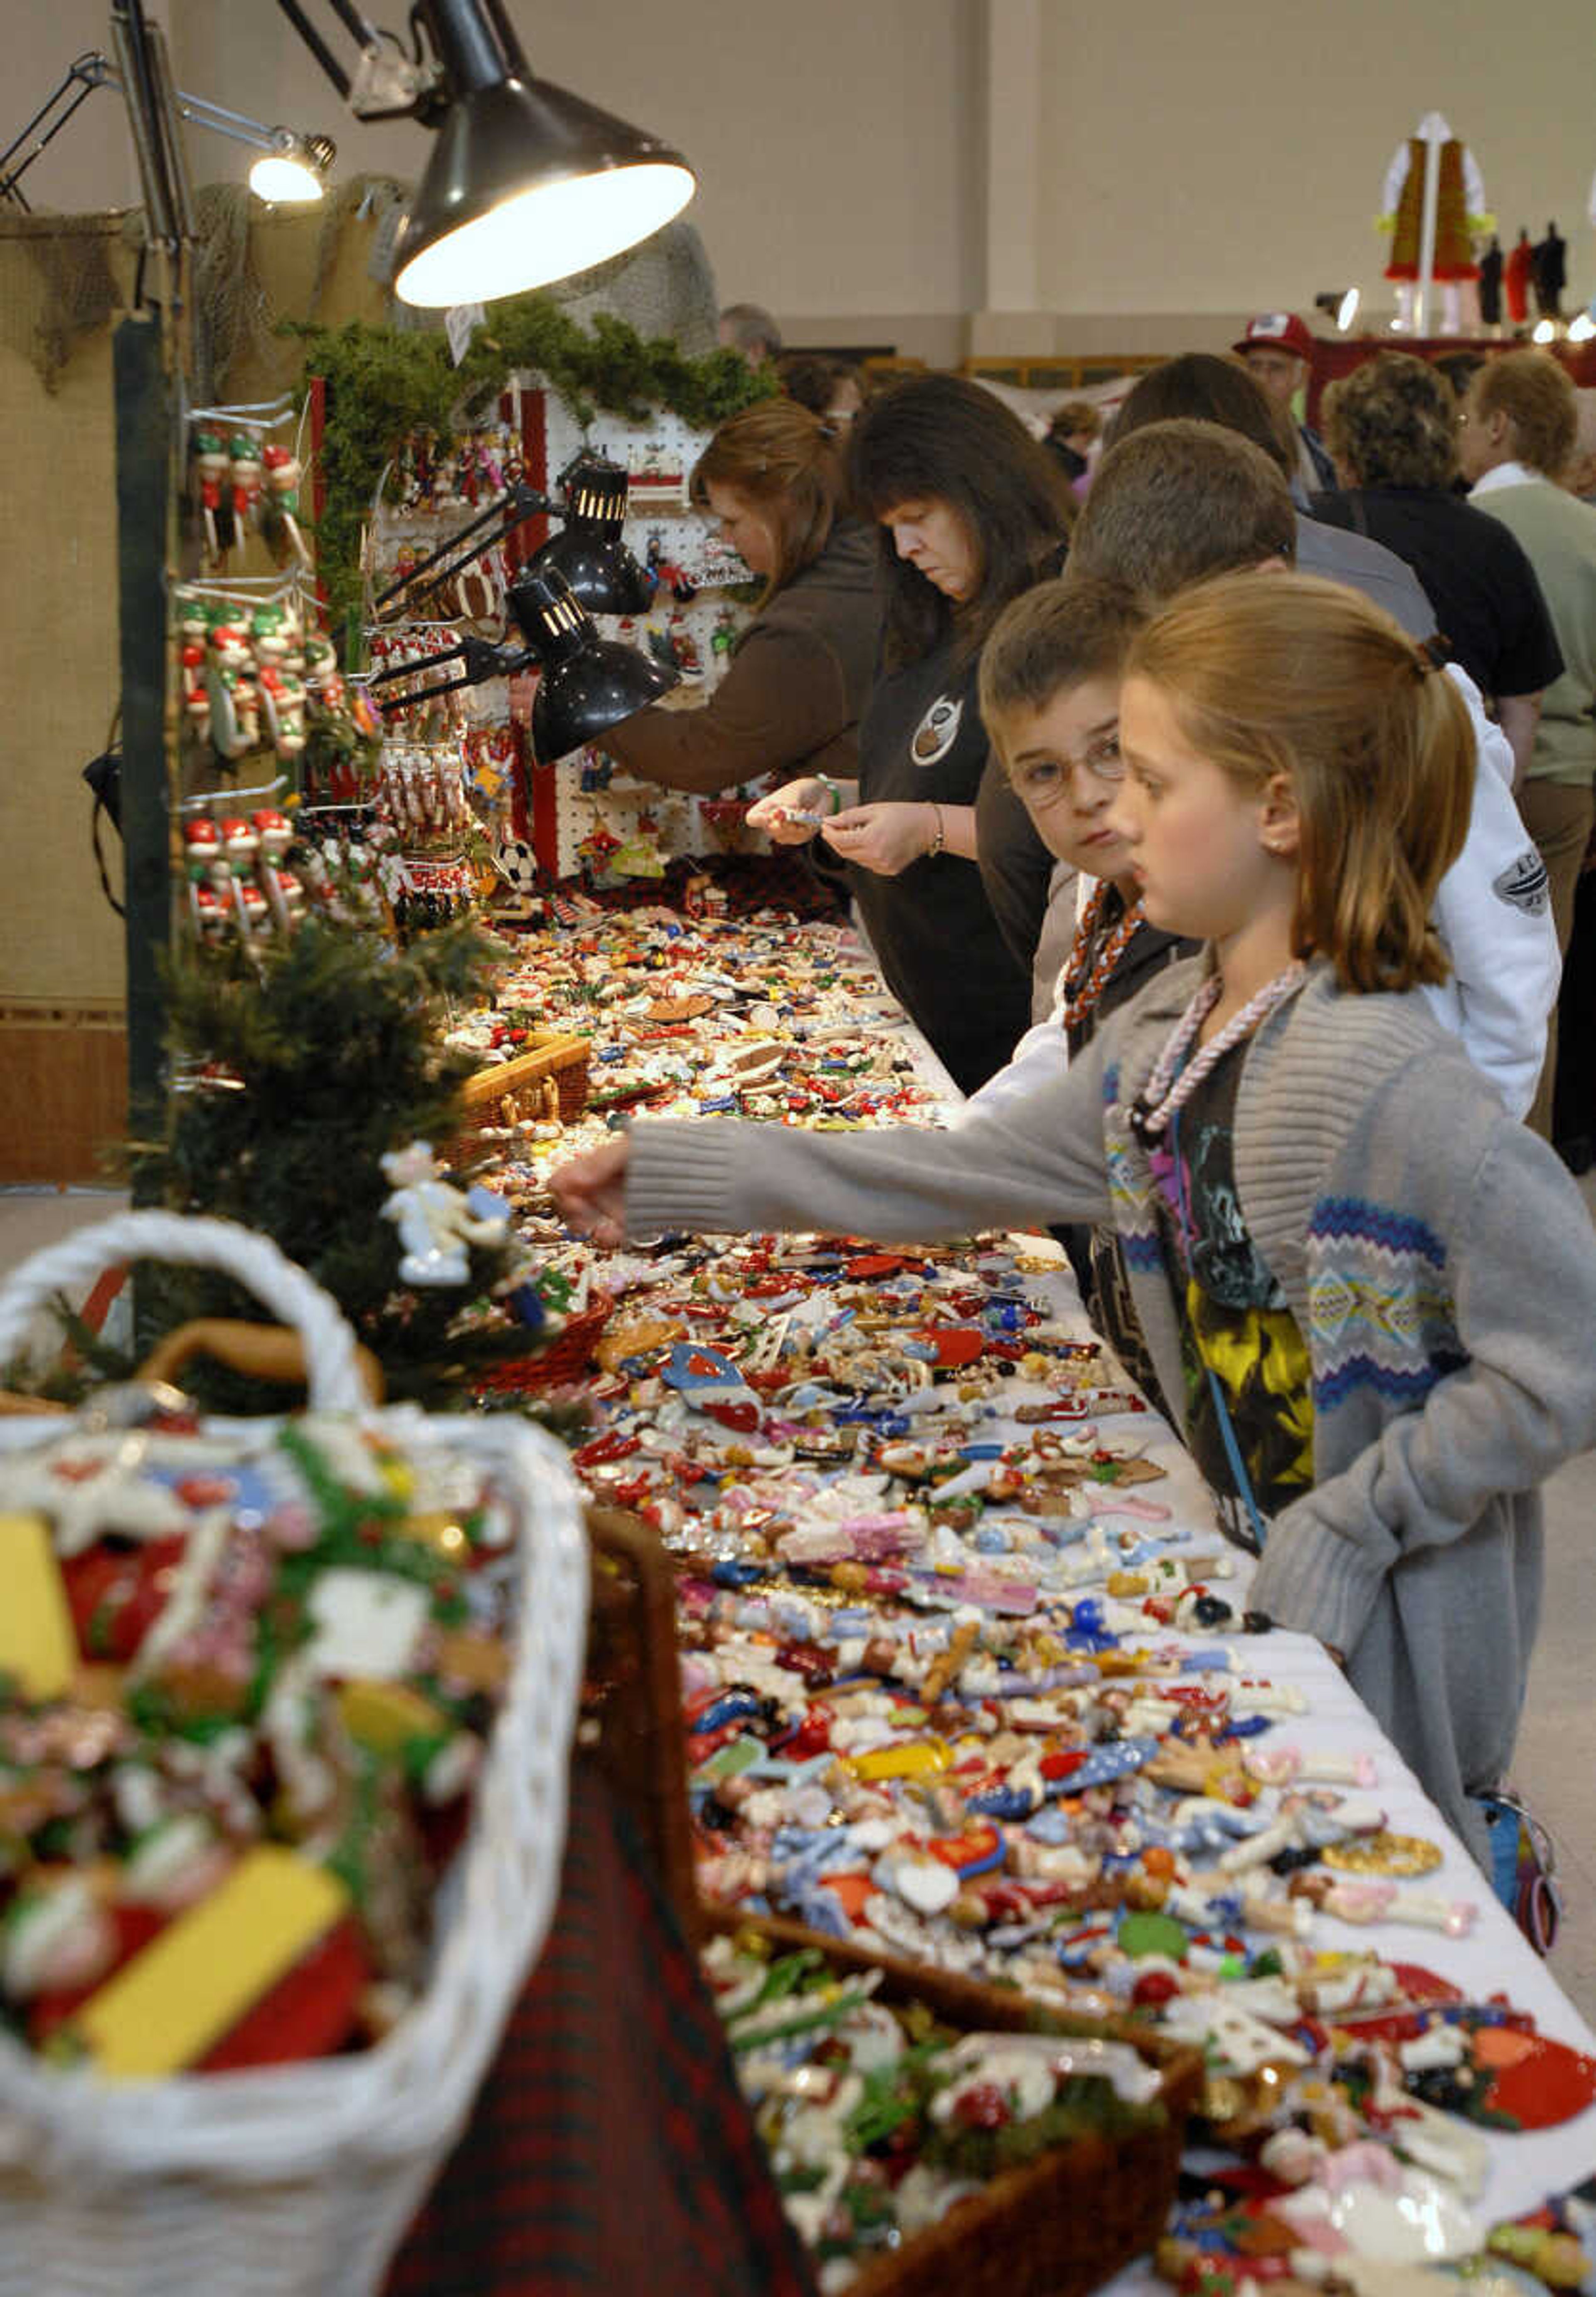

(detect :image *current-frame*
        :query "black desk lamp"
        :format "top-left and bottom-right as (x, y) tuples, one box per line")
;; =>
(367, 562), (675, 763)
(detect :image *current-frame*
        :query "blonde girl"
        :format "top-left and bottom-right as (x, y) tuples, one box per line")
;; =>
(554, 572), (1596, 1860)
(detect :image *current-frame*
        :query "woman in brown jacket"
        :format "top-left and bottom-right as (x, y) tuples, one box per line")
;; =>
(597, 399), (880, 794)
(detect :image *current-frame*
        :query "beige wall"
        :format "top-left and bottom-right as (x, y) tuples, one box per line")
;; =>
(11, 2), (1591, 352)
(0, 304), (127, 1003)
(11, 0), (982, 330)
(1036, 0), (1594, 335)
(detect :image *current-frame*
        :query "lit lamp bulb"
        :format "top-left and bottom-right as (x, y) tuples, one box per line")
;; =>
(248, 131), (335, 204)
(1314, 288), (1360, 333)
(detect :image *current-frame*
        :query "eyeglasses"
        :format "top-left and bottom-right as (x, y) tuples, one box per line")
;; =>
(1009, 733), (1126, 809)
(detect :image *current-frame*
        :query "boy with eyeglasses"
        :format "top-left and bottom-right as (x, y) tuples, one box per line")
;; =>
(959, 576), (1193, 1401)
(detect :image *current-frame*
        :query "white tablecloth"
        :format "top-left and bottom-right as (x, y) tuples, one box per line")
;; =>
(874, 932), (1596, 2231)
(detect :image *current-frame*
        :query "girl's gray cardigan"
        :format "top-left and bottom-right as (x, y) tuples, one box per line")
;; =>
(626, 958), (1596, 1859)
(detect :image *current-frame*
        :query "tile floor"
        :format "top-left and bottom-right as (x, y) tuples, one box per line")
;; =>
(2, 1178), (1594, 2025)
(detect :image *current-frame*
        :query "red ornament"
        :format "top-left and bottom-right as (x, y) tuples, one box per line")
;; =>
(1473, 2025), (1596, 2128)
(953, 2082), (1012, 2130)
(62, 1536), (187, 1663)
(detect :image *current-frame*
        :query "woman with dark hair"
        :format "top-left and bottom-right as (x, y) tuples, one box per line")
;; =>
(750, 373), (1072, 1092)
(1311, 352), (1560, 780)
(598, 398), (880, 795)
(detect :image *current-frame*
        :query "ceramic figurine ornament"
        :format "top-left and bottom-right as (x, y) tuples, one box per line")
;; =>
(261, 443), (312, 567)
(203, 621), (255, 759)
(228, 433), (263, 532)
(251, 604), (289, 662)
(192, 429), (227, 560)
(379, 1142), (510, 1287)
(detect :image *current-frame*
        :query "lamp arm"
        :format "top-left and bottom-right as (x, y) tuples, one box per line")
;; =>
(271, 0), (354, 101)
(372, 481), (556, 615)
(0, 53), (120, 209)
(365, 632), (535, 706)
(172, 93), (281, 157)
(270, 0), (437, 120)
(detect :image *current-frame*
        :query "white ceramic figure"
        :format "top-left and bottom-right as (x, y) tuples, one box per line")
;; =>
(379, 1140), (510, 1286)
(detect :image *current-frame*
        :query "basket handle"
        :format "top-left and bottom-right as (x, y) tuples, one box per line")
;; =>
(0, 1211), (369, 1413)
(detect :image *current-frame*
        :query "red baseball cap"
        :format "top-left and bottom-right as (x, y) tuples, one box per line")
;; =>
(1232, 313), (1316, 359)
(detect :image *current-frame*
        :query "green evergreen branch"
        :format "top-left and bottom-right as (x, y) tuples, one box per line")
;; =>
(285, 298), (777, 654)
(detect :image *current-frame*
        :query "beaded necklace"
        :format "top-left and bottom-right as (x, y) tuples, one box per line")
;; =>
(1061, 883), (1146, 1035)
(1127, 960), (1307, 1145)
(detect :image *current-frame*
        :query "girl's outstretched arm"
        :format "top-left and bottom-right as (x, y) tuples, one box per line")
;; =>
(578, 1033), (1117, 1249)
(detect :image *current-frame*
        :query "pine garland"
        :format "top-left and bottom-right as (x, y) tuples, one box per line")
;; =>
(288, 296), (777, 647)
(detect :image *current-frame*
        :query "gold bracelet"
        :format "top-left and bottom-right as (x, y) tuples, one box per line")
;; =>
(926, 802), (945, 859)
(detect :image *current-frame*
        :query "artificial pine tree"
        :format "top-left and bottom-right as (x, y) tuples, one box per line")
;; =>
(120, 914), (545, 1410)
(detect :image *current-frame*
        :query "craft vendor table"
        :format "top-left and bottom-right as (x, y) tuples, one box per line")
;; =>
(468, 890), (1596, 2280)
(1058, 1418), (1596, 2232)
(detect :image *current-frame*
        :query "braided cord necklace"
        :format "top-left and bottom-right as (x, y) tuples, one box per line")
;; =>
(1061, 883), (1147, 1034)
(1127, 960), (1308, 1145)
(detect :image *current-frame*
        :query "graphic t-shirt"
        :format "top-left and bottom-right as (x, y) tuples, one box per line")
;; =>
(1147, 1043), (1314, 1539)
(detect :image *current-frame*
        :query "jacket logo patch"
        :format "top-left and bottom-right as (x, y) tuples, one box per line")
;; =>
(910, 694), (963, 767)
(1493, 847), (1550, 916)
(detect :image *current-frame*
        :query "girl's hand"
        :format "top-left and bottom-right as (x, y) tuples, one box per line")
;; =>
(823, 801), (937, 877)
(746, 777), (829, 843)
(548, 1137), (632, 1246)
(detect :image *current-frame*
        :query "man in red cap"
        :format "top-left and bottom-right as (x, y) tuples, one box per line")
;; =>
(1232, 313), (1337, 498)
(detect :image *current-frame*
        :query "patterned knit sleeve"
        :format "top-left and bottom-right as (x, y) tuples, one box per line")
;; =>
(1250, 1114), (1596, 1655)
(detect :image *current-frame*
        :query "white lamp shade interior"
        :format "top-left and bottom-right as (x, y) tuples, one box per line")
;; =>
(395, 159), (694, 307)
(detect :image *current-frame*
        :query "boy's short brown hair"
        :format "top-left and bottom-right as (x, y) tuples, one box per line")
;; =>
(1069, 420), (1297, 602)
(1471, 350), (1578, 479)
(979, 576), (1146, 740)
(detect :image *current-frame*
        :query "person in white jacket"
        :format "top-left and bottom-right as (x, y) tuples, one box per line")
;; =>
(967, 422), (1556, 1124)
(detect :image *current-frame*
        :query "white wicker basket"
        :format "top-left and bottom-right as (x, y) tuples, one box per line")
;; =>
(0, 1211), (590, 2297)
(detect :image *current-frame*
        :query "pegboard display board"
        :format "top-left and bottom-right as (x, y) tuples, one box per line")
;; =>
(525, 389), (764, 884)
(365, 385), (772, 892)
(363, 395), (537, 915)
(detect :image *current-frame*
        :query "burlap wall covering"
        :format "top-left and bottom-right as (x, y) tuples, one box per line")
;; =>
(0, 188), (400, 1179)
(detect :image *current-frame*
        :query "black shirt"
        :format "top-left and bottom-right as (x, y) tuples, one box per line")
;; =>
(1308, 485), (1564, 701)
(975, 756), (1058, 977)
(852, 639), (1032, 1094)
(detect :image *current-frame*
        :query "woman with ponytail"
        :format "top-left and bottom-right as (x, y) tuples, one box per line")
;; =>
(599, 398), (880, 794)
